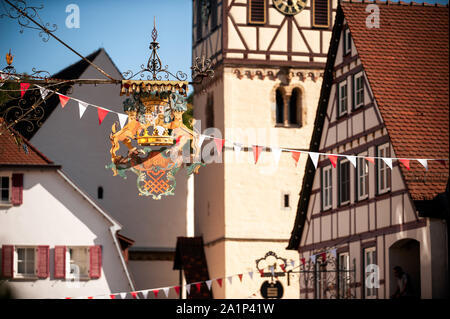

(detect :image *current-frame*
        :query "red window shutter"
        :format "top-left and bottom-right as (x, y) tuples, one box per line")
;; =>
(36, 246), (49, 278)
(11, 174), (23, 206)
(54, 246), (66, 279)
(89, 246), (102, 279)
(1, 245), (14, 278)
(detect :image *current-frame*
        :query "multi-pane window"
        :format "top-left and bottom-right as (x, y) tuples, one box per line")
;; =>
(338, 81), (348, 116)
(1, 175), (10, 204)
(15, 247), (36, 277)
(312, 0), (329, 28)
(338, 252), (350, 299)
(364, 247), (377, 298)
(322, 166), (332, 210)
(343, 28), (351, 55)
(354, 72), (364, 108)
(249, 0), (266, 24)
(339, 159), (350, 205)
(377, 144), (391, 194)
(66, 247), (90, 279)
(357, 153), (369, 200)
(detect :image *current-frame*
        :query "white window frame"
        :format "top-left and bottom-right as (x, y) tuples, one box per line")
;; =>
(344, 28), (351, 55)
(338, 158), (350, 206)
(364, 247), (377, 299)
(354, 72), (364, 108)
(14, 246), (37, 279)
(338, 252), (350, 299)
(338, 80), (348, 117)
(322, 166), (333, 210)
(357, 152), (369, 201)
(377, 144), (391, 194)
(0, 173), (12, 206)
(66, 246), (90, 280)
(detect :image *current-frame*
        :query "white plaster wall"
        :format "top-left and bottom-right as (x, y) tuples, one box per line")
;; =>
(0, 169), (132, 299)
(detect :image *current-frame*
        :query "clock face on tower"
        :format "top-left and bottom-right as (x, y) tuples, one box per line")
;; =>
(273, 0), (308, 16)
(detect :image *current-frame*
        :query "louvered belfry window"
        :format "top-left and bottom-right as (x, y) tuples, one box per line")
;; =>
(249, 0), (266, 24)
(313, 0), (329, 28)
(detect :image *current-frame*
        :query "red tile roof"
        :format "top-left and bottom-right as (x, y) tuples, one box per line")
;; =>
(342, 0), (449, 200)
(0, 127), (55, 166)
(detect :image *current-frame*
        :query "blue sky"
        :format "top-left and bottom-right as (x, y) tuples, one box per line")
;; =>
(0, 0), (448, 82)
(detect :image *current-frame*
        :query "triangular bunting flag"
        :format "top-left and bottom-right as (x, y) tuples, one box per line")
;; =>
(309, 152), (319, 169)
(272, 147), (282, 166)
(199, 135), (206, 148)
(153, 289), (159, 298)
(437, 160), (447, 166)
(269, 266), (275, 276)
(399, 159), (410, 170)
(291, 151), (301, 167)
(320, 252), (327, 262)
(346, 155), (356, 168)
(253, 145), (263, 164)
(186, 284), (192, 295)
(331, 249), (337, 259)
(174, 286), (180, 296)
(130, 291), (138, 299)
(216, 278), (223, 288)
(109, 294), (116, 299)
(176, 136), (182, 145)
(280, 264), (286, 272)
(20, 83), (30, 98)
(233, 143), (242, 161)
(206, 280), (212, 290)
(248, 271), (254, 280)
(382, 157), (393, 170)
(227, 276), (233, 285)
(417, 159), (428, 170)
(195, 283), (202, 292)
(365, 157), (375, 164)
(310, 255), (316, 264)
(87, 296), (93, 299)
(290, 260), (295, 268)
(162, 288), (170, 298)
(78, 101), (88, 119)
(300, 258), (306, 265)
(214, 138), (225, 156)
(59, 94), (70, 108)
(97, 108), (109, 125)
(328, 154), (338, 168)
(120, 293), (127, 299)
(141, 290), (149, 299)
(118, 113), (128, 129)
(39, 86), (49, 100)
(238, 274), (243, 282)
(259, 269), (264, 277)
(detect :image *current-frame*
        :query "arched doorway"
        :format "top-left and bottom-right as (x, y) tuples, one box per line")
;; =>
(389, 238), (421, 298)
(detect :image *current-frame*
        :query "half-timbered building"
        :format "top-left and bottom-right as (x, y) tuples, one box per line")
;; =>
(287, 0), (449, 299)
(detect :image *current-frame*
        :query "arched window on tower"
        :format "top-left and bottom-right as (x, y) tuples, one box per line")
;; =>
(276, 88), (284, 125)
(289, 88), (302, 126)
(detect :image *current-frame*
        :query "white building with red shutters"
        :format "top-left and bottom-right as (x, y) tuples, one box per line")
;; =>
(0, 131), (135, 298)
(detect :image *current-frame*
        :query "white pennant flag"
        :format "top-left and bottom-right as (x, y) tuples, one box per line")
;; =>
(162, 288), (170, 298)
(382, 157), (393, 170)
(39, 86), (49, 100)
(199, 134), (206, 148)
(233, 143), (242, 161)
(346, 155), (357, 168)
(78, 101), (88, 119)
(118, 113), (128, 129)
(290, 260), (295, 268)
(331, 249), (337, 259)
(417, 159), (428, 170)
(272, 147), (282, 166)
(120, 292), (127, 299)
(141, 290), (149, 299)
(309, 152), (319, 169)
(205, 280), (212, 291)
(310, 255), (316, 264)
(248, 271), (254, 280)
(185, 284), (191, 295)
(270, 266), (275, 276)
(227, 276), (233, 285)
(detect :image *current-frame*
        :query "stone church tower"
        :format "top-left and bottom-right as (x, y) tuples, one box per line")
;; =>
(192, 0), (337, 298)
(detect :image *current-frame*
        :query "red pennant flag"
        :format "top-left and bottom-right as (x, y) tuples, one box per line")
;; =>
(280, 264), (286, 272)
(97, 107), (109, 125)
(253, 145), (263, 164)
(87, 296), (93, 299)
(365, 157), (375, 164)
(320, 252), (327, 262)
(259, 269), (264, 277)
(58, 94), (70, 108)
(20, 83), (30, 98)
(196, 283), (201, 292)
(291, 151), (301, 167)
(301, 258), (306, 265)
(214, 138), (225, 155)
(328, 154), (338, 168)
(437, 160), (446, 166)
(130, 291), (138, 299)
(174, 286), (180, 296)
(217, 278), (223, 287)
(110, 294), (116, 299)
(153, 289), (159, 298)
(238, 274), (243, 282)
(65, 297), (72, 299)
(399, 159), (410, 170)
(176, 136), (182, 145)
